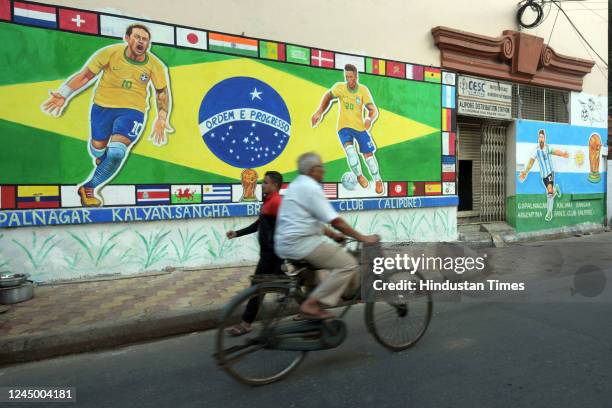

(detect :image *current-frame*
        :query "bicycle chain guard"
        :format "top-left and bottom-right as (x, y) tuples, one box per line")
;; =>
(267, 319), (347, 351)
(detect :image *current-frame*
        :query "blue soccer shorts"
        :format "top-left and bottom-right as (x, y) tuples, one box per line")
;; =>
(90, 104), (145, 142)
(338, 128), (376, 153)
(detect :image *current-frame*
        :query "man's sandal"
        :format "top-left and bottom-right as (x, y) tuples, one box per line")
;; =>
(226, 324), (253, 337)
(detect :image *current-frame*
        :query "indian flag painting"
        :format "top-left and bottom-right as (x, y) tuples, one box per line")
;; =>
(209, 32), (258, 57)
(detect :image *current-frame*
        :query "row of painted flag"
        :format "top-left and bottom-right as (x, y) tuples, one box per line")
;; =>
(1, 0), (451, 82)
(0, 181), (456, 210)
(442, 133), (457, 182)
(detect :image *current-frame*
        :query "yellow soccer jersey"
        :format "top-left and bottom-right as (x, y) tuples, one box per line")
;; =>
(86, 44), (168, 113)
(330, 82), (374, 131)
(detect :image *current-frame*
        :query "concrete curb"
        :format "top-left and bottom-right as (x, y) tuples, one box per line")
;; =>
(459, 223), (607, 248)
(500, 223), (605, 244)
(0, 306), (222, 366)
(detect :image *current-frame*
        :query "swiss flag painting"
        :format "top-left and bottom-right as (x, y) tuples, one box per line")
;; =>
(59, 9), (99, 34)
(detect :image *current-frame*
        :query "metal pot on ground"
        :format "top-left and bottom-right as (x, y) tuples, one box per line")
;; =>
(0, 281), (35, 304)
(0, 273), (28, 288)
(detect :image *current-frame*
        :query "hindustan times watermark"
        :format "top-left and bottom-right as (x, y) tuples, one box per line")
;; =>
(358, 242), (611, 304)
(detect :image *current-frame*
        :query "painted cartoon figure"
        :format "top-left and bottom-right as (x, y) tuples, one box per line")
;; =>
(41, 24), (173, 207)
(519, 129), (569, 222)
(578, 97), (604, 125)
(311, 64), (384, 194)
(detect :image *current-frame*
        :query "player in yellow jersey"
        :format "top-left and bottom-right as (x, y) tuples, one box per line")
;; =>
(41, 24), (173, 207)
(311, 64), (384, 194)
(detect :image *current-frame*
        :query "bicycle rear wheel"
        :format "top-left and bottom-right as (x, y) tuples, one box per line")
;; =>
(215, 283), (306, 386)
(365, 270), (432, 351)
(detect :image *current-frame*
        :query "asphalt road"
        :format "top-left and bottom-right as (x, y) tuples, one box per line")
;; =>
(1, 234), (611, 408)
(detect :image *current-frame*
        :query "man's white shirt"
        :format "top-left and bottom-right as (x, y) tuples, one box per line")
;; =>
(275, 175), (339, 260)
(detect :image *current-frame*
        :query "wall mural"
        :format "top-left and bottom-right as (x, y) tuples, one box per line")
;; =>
(0, 1), (458, 228)
(0, 207), (457, 282)
(570, 92), (607, 128)
(511, 120), (607, 232)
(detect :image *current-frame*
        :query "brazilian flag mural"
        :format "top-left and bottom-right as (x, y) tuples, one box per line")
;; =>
(0, 3), (458, 227)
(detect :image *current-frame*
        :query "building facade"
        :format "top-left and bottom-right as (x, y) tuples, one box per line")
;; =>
(0, 0), (607, 281)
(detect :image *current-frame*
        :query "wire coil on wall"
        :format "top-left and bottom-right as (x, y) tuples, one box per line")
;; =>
(517, 0), (545, 28)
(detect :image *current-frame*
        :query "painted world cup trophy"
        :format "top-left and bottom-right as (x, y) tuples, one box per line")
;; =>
(241, 169), (259, 201)
(587, 133), (602, 183)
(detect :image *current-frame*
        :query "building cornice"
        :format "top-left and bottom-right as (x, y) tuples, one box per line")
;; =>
(431, 26), (594, 91)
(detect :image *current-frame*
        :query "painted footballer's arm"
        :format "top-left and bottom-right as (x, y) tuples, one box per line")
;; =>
(149, 86), (174, 146)
(551, 148), (570, 158)
(364, 103), (378, 131)
(311, 91), (334, 127)
(41, 67), (96, 117)
(519, 158), (535, 181)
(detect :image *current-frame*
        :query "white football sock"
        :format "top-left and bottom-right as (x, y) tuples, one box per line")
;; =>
(547, 194), (554, 214)
(365, 155), (382, 181)
(344, 144), (362, 176)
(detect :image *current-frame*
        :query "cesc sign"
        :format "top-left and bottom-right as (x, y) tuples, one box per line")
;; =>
(458, 76), (487, 97)
(457, 75), (512, 119)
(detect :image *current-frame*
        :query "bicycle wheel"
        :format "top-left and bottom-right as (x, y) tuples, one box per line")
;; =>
(215, 283), (307, 386)
(365, 270), (432, 351)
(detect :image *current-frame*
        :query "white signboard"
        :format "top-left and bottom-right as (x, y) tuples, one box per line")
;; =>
(457, 75), (512, 119)
(570, 92), (607, 128)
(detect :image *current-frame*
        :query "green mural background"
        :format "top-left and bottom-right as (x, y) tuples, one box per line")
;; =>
(0, 23), (442, 186)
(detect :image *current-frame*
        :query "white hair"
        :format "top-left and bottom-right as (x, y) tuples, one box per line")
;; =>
(297, 152), (322, 175)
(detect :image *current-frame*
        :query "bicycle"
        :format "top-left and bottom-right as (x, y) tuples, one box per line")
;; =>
(214, 241), (433, 386)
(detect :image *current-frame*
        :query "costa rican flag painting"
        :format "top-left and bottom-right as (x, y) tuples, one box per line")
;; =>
(136, 185), (170, 205)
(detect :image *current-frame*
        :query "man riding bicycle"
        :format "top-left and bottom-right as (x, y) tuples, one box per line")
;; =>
(275, 152), (379, 319)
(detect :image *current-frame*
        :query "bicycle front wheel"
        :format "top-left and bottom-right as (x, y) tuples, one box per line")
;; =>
(365, 270), (432, 351)
(215, 283), (306, 386)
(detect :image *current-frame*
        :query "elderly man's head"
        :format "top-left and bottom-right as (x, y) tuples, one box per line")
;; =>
(298, 152), (324, 182)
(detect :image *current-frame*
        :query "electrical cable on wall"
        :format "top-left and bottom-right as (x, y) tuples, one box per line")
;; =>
(550, 0), (608, 67)
(517, 0), (545, 28)
(516, 1), (607, 70)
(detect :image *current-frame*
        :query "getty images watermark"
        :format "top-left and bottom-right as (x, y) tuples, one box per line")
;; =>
(358, 242), (611, 303)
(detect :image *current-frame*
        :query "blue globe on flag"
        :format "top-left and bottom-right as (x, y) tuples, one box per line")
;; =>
(198, 77), (291, 168)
